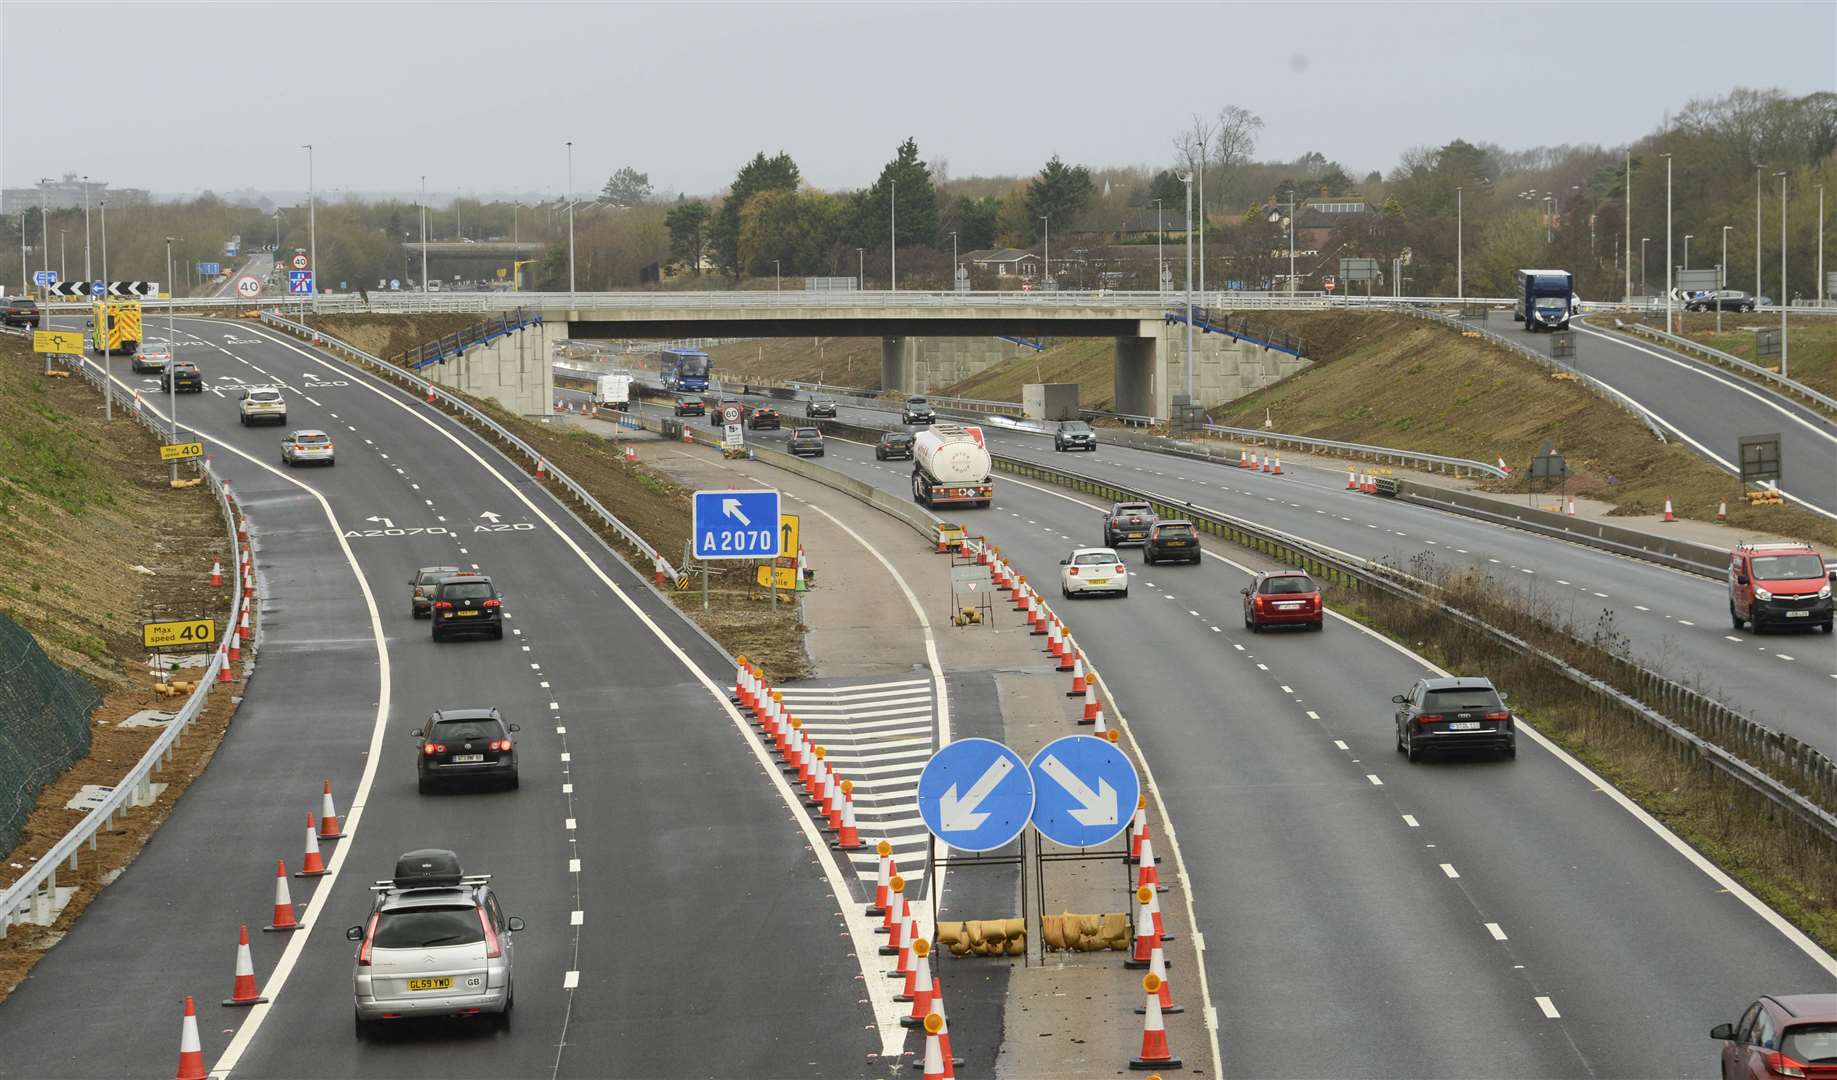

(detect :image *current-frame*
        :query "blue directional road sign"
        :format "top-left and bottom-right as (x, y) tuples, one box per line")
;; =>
(32, 270), (57, 286)
(197, 262), (220, 277)
(691, 488), (781, 560)
(389, 279), (401, 291)
(1027, 735), (1140, 848)
(92, 280), (105, 298)
(917, 738), (1034, 852)
(288, 270), (314, 294)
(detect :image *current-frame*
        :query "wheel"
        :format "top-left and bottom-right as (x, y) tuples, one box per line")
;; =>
(1730, 604), (1744, 631)
(431, 628), (444, 642)
(1404, 728), (1421, 762)
(1822, 622), (1833, 634)
(506, 772), (520, 791)
(1144, 552), (1156, 565)
(1062, 585), (1072, 599)
(1311, 620), (1324, 632)
(492, 626), (505, 639)
(239, 414), (247, 426)
(417, 775), (430, 795)
(1395, 726), (1405, 754)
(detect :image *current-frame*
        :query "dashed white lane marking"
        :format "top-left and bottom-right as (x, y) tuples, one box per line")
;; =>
(1280, 685), (1294, 694)
(563, 970), (579, 990)
(568, 858), (581, 873)
(1635, 605), (1650, 611)
(1726, 635), (1743, 642)
(1366, 774), (1383, 786)
(1677, 619), (1695, 627)
(1255, 663), (1268, 671)
(1441, 863), (1460, 879)
(1306, 710), (1320, 720)
(1333, 739), (1349, 750)
(549, 701), (560, 710)
(559, 752), (570, 762)
(1401, 814), (1420, 828)
(1487, 923), (1508, 941)
(564, 818), (576, 830)
(561, 783), (572, 794)
(1210, 626), (1221, 632)
(303, 395), (322, 407)
(554, 725), (565, 734)
(1593, 591), (1609, 598)
(1777, 654), (1796, 662)
(1232, 643), (1245, 651)
(1557, 580), (1570, 585)
(1536, 996), (1561, 1019)
(570, 910), (583, 926)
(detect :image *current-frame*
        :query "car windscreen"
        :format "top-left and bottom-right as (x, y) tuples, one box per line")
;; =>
(1060, 422), (1092, 433)
(1781, 1024), (1837, 1066)
(432, 720), (498, 742)
(1422, 688), (1504, 713)
(1074, 552), (1117, 565)
(1261, 576), (1315, 595)
(442, 583), (493, 600)
(373, 906), (484, 949)
(1751, 555), (1826, 580)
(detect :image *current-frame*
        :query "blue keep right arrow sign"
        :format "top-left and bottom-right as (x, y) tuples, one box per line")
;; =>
(1027, 735), (1140, 848)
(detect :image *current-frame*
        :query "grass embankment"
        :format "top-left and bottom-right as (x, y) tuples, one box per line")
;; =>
(305, 313), (485, 364)
(1329, 565), (1837, 951)
(0, 340), (238, 999)
(1669, 312), (1837, 400)
(704, 337), (885, 390)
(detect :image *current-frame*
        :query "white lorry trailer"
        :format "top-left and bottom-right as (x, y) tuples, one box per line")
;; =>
(912, 424), (994, 509)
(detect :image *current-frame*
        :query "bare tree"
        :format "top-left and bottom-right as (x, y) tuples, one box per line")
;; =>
(1174, 113), (1216, 292)
(1213, 104), (1265, 202)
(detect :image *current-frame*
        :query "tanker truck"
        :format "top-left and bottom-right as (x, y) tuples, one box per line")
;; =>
(912, 424), (994, 509)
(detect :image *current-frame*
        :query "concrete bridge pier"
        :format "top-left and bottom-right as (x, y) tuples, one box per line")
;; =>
(881, 336), (916, 396)
(1114, 327), (1165, 418)
(423, 317), (567, 416)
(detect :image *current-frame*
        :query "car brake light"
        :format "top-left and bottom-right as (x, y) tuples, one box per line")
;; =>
(1253, 595), (1266, 608)
(423, 743), (445, 755)
(1485, 711), (1511, 723)
(482, 598), (501, 609)
(1111, 517), (1123, 526)
(434, 601), (453, 610)
(1115, 565), (1126, 574)
(1416, 714), (1443, 725)
(490, 740), (512, 752)
(357, 912), (379, 966)
(1068, 567), (1079, 576)
(479, 907), (501, 959)
(1763, 1051), (1808, 1079)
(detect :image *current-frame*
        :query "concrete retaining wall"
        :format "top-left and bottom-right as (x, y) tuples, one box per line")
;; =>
(421, 318), (566, 416)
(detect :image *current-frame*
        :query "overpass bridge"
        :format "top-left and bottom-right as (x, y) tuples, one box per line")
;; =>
(403, 240), (544, 283)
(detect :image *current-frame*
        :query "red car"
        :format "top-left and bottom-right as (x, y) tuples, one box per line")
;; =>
(1241, 570), (1323, 632)
(1713, 993), (1837, 1079)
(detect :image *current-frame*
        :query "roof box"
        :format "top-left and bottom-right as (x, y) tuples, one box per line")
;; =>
(393, 848), (464, 889)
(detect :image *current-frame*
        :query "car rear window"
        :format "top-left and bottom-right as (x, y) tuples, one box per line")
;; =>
(432, 719), (499, 742)
(1074, 551), (1118, 565)
(294, 433), (329, 444)
(1261, 576), (1315, 594)
(442, 583), (493, 600)
(1423, 688), (1504, 713)
(250, 390), (280, 402)
(417, 569), (455, 585)
(1751, 555), (1826, 580)
(1114, 504), (1151, 516)
(372, 906), (484, 949)
(12, 299), (36, 309)
(1782, 1024), (1837, 1066)
(1155, 524), (1193, 538)
(882, 434), (912, 444)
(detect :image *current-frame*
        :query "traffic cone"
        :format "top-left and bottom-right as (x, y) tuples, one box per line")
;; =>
(319, 781), (343, 840)
(222, 925), (269, 1007)
(1029, 596), (1048, 637)
(1364, 472), (1378, 494)
(1079, 678), (1100, 724)
(926, 979), (962, 1076)
(263, 859), (300, 932)
(623, 444), (637, 463)
(1010, 575), (1028, 610)
(1128, 974), (1182, 1070)
(1066, 651), (1087, 696)
(1057, 635), (1077, 673)
(176, 996), (207, 1080)
(1662, 497), (1675, 523)
(1237, 448), (1250, 468)
(920, 1012), (947, 1080)
(1135, 836), (1162, 891)
(217, 645), (233, 683)
(1092, 703), (1109, 736)
(1271, 455), (1283, 475)
(732, 656), (751, 706)
(834, 784), (861, 849)
(1566, 495), (1576, 516)
(880, 894), (910, 956)
(1134, 934), (1182, 1015)
(1127, 795), (1148, 862)
(868, 841), (893, 916)
(227, 629), (240, 664)
(238, 607), (251, 641)
(893, 914), (919, 993)
(295, 814), (328, 877)
(1497, 456), (1512, 475)
(1143, 879), (1173, 942)
(425, 384), (436, 404)
(1347, 466), (1358, 490)
(210, 561), (223, 588)
(900, 939), (935, 1026)
(879, 876), (906, 938)
(1045, 618), (1063, 658)
(1717, 499), (1728, 521)
(1127, 886), (1159, 968)
(535, 457), (547, 479)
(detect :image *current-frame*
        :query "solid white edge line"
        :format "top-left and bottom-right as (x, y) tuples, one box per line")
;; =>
(228, 319), (916, 1056)
(76, 342), (396, 1080)
(998, 469), (1837, 980)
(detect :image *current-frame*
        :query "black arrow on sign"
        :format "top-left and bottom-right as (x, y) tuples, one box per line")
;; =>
(782, 522), (793, 551)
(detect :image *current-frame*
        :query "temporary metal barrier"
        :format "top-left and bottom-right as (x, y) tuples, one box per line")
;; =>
(0, 351), (243, 938)
(1193, 425), (1508, 478)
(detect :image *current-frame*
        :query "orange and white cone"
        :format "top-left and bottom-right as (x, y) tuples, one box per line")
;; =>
(1045, 618), (1063, 658)
(893, 915), (919, 994)
(930, 978), (961, 1076)
(1347, 466), (1358, 490)
(1272, 455), (1283, 475)
(900, 939), (935, 1026)
(623, 444), (637, 463)
(210, 561), (223, 588)
(263, 859), (300, 932)
(1066, 651), (1087, 696)
(1127, 885), (1160, 968)
(176, 996), (207, 1080)
(1566, 495), (1576, 516)
(733, 656), (752, 707)
(535, 457), (547, 479)
(1134, 936), (1182, 1015)
(920, 1012), (947, 1080)
(878, 876), (906, 940)
(834, 784), (861, 849)
(1497, 455), (1512, 476)
(1056, 635), (1076, 673)
(227, 630), (240, 664)
(1092, 699), (1109, 737)
(295, 814), (328, 877)
(238, 607), (251, 641)
(1135, 836), (1162, 891)
(868, 841), (893, 915)
(222, 925), (269, 1007)
(1127, 795), (1148, 862)
(217, 644), (233, 683)
(1716, 499), (1728, 521)
(318, 781), (343, 840)
(1143, 878), (1172, 941)
(1662, 497), (1675, 523)
(425, 384), (436, 404)
(1079, 679), (1099, 725)
(1128, 974), (1182, 1070)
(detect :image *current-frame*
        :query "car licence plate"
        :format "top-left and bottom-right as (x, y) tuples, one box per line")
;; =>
(407, 977), (453, 992)
(1278, 602), (1301, 610)
(457, 610), (479, 617)
(452, 754), (484, 763)
(1786, 610), (1809, 618)
(1087, 578), (1109, 586)
(1448, 722), (1481, 731)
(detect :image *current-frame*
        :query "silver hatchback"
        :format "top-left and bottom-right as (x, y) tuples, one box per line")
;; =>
(349, 850), (523, 1036)
(281, 429), (335, 467)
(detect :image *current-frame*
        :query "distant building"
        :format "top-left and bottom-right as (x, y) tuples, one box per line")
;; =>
(2, 173), (150, 215)
(960, 248), (1043, 277)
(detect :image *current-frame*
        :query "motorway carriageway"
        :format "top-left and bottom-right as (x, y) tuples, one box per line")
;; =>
(598, 378), (1836, 752)
(1, 316), (889, 1079)
(635, 393), (1837, 1078)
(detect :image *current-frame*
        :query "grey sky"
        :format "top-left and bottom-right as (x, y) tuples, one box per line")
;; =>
(4, 1), (1833, 198)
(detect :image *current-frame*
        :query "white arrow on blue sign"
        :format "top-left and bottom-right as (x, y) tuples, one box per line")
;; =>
(1026, 735), (1140, 848)
(690, 488), (780, 560)
(288, 270), (314, 294)
(917, 738), (1034, 852)
(32, 270), (58, 286)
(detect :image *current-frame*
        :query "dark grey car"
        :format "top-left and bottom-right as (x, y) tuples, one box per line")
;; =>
(1054, 420), (1097, 452)
(411, 565), (462, 618)
(1393, 676), (1516, 760)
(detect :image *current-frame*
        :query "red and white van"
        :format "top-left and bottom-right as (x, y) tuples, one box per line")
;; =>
(1728, 542), (1833, 633)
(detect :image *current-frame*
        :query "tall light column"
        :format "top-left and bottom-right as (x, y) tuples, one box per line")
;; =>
(1040, 215), (1049, 287)
(1684, 234), (1693, 269)
(1457, 186), (1464, 299)
(100, 202), (110, 421)
(566, 141), (576, 307)
(1640, 237), (1650, 295)
(1756, 164), (1764, 300)
(419, 176), (428, 293)
(17, 212), (25, 299)
(889, 177), (897, 291)
(1819, 184), (1826, 309)
(165, 237), (179, 482)
(1662, 152), (1673, 329)
(1181, 173), (1194, 417)
(37, 178), (51, 301)
(83, 175), (92, 282)
(1624, 151), (1632, 303)
(1777, 171), (1789, 376)
(948, 230), (957, 290)
(302, 145), (316, 310)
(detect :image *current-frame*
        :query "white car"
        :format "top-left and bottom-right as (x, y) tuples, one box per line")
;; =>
(1060, 547), (1128, 599)
(238, 386), (287, 426)
(281, 429), (335, 467)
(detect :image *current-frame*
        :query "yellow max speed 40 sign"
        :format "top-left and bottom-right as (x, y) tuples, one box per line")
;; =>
(143, 618), (216, 649)
(159, 441), (205, 461)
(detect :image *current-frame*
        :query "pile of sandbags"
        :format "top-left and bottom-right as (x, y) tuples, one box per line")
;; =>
(935, 918), (1026, 957)
(1040, 911), (1130, 952)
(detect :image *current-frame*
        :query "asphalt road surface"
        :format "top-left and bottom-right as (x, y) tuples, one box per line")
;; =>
(2, 316), (882, 1079)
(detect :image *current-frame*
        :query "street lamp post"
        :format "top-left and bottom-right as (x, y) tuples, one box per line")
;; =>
(16, 212), (24, 301)
(1819, 184), (1826, 309)
(1756, 164), (1764, 301)
(1777, 171), (1789, 377)
(948, 230), (958, 290)
(1624, 151), (1632, 303)
(1640, 237), (1650, 296)
(101, 201), (110, 421)
(83, 175), (92, 283)
(37, 178), (51, 301)
(301, 145), (316, 311)
(1456, 186), (1464, 299)
(1040, 215), (1049, 288)
(857, 248), (864, 291)
(59, 230), (66, 283)
(1662, 152), (1673, 330)
(566, 141), (576, 308)
(1684, 234), (1693, 270)
(1720, 224), (1733, 334)
(1544, 195), (1553, 244)
(165, 237), (179, 482)
(419, 176), (428, 293)
(889, 177), (897, 292)
(773, 259), (781, 290)
(1180, 173), (1194, 418)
